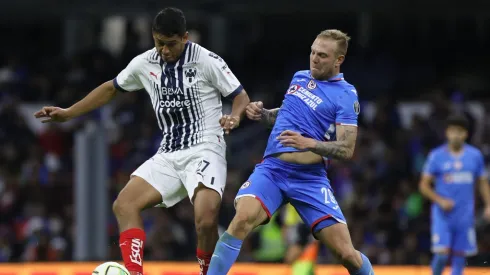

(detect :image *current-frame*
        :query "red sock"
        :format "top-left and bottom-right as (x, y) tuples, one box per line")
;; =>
(119, 228), (146, 275)
(197, 248), (212, 275)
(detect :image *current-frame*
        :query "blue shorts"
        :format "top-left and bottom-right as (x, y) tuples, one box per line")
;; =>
(431, 215), (477, 256)
(235, 157), (346, 234)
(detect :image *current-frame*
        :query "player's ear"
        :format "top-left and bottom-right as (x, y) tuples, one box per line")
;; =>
(335, 55), (345, 67)
(182, 31), (189, 42)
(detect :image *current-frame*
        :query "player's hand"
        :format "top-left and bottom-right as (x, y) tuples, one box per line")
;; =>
(438, 198), (455, 211)
(245, 101), (263, 121)
(220, 114), (240, 134)
(34, 106), (72, 123)
(483, 205), (490, 222)
(277, 130), (316, 150)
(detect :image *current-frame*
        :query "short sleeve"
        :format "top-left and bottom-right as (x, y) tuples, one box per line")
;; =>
(476, 151), (488, 179)
(113, 56), (145, 93)
(335, 89), (359, 126)
(203, 52), (243, 99)
(422, 152), (438, 176)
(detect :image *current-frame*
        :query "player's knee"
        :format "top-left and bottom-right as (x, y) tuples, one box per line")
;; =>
(338, 248), (362, 269)
(228, 197), (267, 238)
(112, 195), (138, 219)
(195, 210), (219, 235)
(229, 211), (256, 236)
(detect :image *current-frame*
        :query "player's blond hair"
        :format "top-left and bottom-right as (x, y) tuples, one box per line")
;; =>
(317, 29), (351, 56)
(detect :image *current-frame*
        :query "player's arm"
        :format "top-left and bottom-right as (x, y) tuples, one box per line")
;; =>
(261, 107), (281, 127)
(476, 153), (490, 208)
(309, 89), (359, 160)
(418, 152), (454, 210)
(205, 52), (250, 133)
(67, 81), (118, 119)
(418, 174), (446, 205)
(309, 125), (357, 160)
(478, 176), (490, 207)
(35, 56), (143, 123)
(67, 55), (145, 119)
(245, 101), (281, 127)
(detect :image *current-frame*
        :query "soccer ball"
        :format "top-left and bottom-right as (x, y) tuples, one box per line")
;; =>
(92, 262), (129, 275)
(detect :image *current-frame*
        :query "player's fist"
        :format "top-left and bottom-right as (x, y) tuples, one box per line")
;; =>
(246, 101), (263, 121)
(34, 106), (72, 123)
(438, 198), (455, 211)
(220, 114), (240, 135)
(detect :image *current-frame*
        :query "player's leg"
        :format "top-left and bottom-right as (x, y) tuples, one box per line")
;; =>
(450, 225), (477, 275)
(208, 161), (286, 274)
(192, 185), (221, 275)
(180, 143), (227, 274)
(113, 155), (186, 275)
(430, 216), (451, 275)
(289, 178), (373, 275)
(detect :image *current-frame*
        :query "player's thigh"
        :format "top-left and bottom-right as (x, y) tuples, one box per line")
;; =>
(431, 217), (451, 254)
(180, 142), (227, 202)
(452, 225), (478, 256)
(121, 155), (187, 209)
(177, 143), (227, 226)
(235, 163), (286, 224)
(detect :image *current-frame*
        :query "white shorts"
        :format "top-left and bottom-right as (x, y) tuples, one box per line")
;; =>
(131, 142), (227, 208)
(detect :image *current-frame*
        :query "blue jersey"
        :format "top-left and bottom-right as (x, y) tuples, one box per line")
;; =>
(264, 71), (360, 160)
(423, 144), (487, 224)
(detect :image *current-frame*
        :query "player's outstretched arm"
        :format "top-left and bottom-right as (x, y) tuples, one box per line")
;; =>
(309, 125), (357, 160)
(34, 80), (118, 123)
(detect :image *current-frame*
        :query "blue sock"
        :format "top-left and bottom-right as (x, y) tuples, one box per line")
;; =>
(350, 252), (374, 275)
(208, 231), (243, 275)
(431, 254), (449, 275)
(451, 255), (465, 275)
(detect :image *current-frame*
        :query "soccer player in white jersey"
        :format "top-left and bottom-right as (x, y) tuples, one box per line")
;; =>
(34, 7), (250, 275)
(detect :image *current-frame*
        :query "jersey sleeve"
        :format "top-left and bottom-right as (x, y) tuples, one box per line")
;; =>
(203, 52), (243, 99)
(476, 151), (488, 179)
(335, 88), (359, 126)
(422, 151), (438, 177)
(113, 56), (145, 93)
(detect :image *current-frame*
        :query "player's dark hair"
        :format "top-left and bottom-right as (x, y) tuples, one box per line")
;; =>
(152, 7), (186, 37)
(446, 114), (469, 131)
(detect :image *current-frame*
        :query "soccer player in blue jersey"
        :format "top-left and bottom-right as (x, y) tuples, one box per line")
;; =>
(419, 114), (490, 275)
(208, 29), (374, 275)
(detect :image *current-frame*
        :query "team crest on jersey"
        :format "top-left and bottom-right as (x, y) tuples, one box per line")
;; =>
(307, 80), (317, 90)
(184, 68), (197, 84)
(353, 101), (360, 115)
(454, 160), (463, 170)
(240, 181), (251, 189)
(287, 84), (299, 94)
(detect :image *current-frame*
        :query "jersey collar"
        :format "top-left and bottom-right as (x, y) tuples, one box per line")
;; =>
(328, 73), (344, 82)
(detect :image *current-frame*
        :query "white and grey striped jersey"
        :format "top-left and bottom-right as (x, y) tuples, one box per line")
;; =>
(113, 41), (243, 153)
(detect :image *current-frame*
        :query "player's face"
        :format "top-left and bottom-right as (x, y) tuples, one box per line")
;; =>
(310, 38), (344, 80)
(153, 32), (188, 63)
(446, 125), (467, 147)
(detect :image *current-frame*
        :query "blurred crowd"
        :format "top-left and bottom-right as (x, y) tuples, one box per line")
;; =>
(1, 32), (490, 266)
